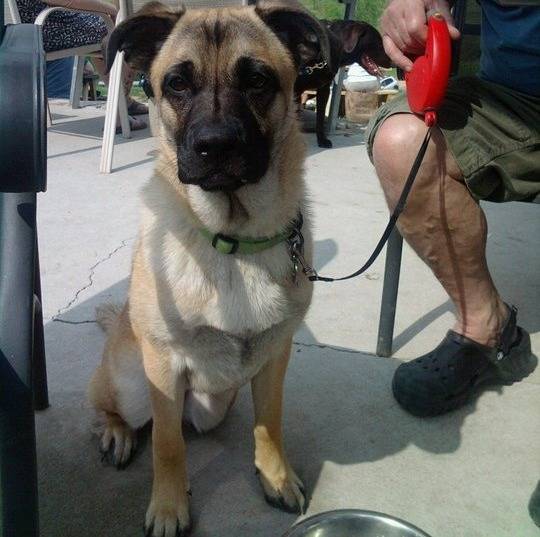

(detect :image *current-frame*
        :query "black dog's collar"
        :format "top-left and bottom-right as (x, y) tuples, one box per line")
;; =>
(299, 60), (328, 76)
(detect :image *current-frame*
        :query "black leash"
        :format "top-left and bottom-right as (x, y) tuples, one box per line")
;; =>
(305, 126), (433, 283)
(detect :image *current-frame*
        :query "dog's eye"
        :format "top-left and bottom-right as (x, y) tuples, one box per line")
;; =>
(166, 75), (188, 94)
(246, 73), (268, 90)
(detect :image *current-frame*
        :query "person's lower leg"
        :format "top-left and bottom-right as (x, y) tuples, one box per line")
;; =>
(373, 114), (508, 347)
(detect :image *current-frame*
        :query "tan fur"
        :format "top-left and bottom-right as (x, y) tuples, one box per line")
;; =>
(95, 302), (122, 333)
(89, 3), (319, 535)
(252, 338), (305, 511)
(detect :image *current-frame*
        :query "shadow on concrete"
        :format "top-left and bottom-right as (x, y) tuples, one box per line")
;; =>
(48, 144), (103, 159)
(50, 112), (74, 121)
(113, 157), (157, 173)
(48, 116), (152, 143)
(392, 300), (454, 354)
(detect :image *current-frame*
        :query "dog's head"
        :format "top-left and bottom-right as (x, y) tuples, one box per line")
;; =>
(333, 20), (391, 75)
(107, 1), (328, 193)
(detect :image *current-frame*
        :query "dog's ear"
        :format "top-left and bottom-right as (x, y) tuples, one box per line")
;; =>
(255, 1), (330, 69)
(339, 21), (369, 54)
(106, 1), (185, 73)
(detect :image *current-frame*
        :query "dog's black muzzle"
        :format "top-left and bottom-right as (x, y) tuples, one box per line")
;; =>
(177, 112), (270, 193)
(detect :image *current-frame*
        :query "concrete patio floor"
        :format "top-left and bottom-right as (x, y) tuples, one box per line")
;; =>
(36, 100), (540, 537)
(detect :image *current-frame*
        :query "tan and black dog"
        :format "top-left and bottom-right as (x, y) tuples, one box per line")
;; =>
(88, 2), (328, 536)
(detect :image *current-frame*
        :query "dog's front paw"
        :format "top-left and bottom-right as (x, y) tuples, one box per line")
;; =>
(99, 415), (137, 470)
(257, 463), (306, 514)
(317, 138), (333, 149)
(144, 497), (191, 537)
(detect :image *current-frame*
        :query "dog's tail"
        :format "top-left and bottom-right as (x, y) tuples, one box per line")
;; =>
(95, 303), (123, 333)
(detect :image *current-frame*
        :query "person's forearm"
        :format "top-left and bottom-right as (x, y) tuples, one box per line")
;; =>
(42, 0), (117, 17)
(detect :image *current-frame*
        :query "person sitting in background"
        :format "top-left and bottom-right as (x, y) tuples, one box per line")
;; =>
(17, 0), (148, 128)
(366, 0), (539, 417)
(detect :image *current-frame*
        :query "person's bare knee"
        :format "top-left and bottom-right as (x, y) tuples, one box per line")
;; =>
(372, 113), (462, 209)
(372, 113), (430, 204)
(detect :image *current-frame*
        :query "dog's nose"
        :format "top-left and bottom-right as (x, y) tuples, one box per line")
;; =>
(192, 123), (239, 160)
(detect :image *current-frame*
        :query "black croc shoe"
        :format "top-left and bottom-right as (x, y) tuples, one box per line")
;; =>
(392, 305), (536, 417)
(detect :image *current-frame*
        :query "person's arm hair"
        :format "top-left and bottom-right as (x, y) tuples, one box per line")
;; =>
(42, 0), (117, 18)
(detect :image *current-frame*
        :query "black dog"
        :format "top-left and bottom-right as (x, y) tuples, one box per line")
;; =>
(295, 19), (391, 148)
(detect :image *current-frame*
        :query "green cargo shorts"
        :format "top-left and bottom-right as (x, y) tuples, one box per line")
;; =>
(366, 76), (540, 202)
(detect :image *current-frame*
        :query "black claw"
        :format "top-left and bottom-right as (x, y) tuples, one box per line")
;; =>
(116, 460), (128, 471)
(100, 440), (137, 470)
(176, 522), (192, 537)
(264, 493), (301, 515)
(101, 450), (114, 467)
(176, 518), (192, 537)
(100, 438), (115, 466)
(144, 519), (192, 537)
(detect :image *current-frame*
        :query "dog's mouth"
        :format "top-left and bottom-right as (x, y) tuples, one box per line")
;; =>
(360, 53), (383, 77)
(179, 165), (256, 192)
(196, 172), (247, 192)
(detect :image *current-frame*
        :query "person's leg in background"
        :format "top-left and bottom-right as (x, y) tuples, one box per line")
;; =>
(368, 93), (536, 417)
(91, 55), (147, 131)
(92, 55), (148, 116)
(47, 57), (75, 99)
(373, 113), (508, 348)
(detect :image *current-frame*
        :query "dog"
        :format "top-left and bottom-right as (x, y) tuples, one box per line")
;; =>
(88, 2), (328, 535)
(295, 19), (392, 148)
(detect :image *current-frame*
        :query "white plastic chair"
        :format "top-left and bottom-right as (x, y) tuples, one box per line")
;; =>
(100, 0), (249, 173)
(6, 0), (130, 134)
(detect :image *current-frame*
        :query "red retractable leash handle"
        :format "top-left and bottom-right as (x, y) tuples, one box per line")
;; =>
(406, 13), (452, 126)
(306, 15), (452, 283)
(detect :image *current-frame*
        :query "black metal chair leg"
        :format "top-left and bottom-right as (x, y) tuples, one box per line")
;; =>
(0, 362), (40, 537)
(33, 239), (49, 411)
(0, 192), (41, 537)
(376, 228), (404, 357)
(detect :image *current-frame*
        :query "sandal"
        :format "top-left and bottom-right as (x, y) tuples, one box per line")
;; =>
(115, 115), (147, 134)
(392, 305), (536, 417)
(127, 100), (148, 116)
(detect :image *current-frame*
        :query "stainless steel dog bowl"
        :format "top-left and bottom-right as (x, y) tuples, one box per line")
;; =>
(282, 509), (433, 537)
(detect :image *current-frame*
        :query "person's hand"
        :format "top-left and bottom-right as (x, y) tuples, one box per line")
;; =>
(380, 0), (460, 72)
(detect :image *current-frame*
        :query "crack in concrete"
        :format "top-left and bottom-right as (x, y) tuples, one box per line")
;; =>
(52, 237), (133, 322)
(53, 318), (97, 325)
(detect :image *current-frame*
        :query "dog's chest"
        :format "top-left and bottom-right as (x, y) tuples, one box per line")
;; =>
(173, 322), (290, 393)
(163, 243), (297, 334)
(140, 232), (309, 391)
(158, 248), (305, 392)
(136, 186), (312, 393)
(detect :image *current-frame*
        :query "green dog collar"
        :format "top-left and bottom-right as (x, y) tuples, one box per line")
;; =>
(199, 213), (303, 255)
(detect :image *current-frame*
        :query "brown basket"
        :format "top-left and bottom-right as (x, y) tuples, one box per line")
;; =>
(345, 91), (379, 124)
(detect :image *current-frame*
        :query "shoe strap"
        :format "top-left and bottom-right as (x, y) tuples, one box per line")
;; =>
(495, 304), (517, 363)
